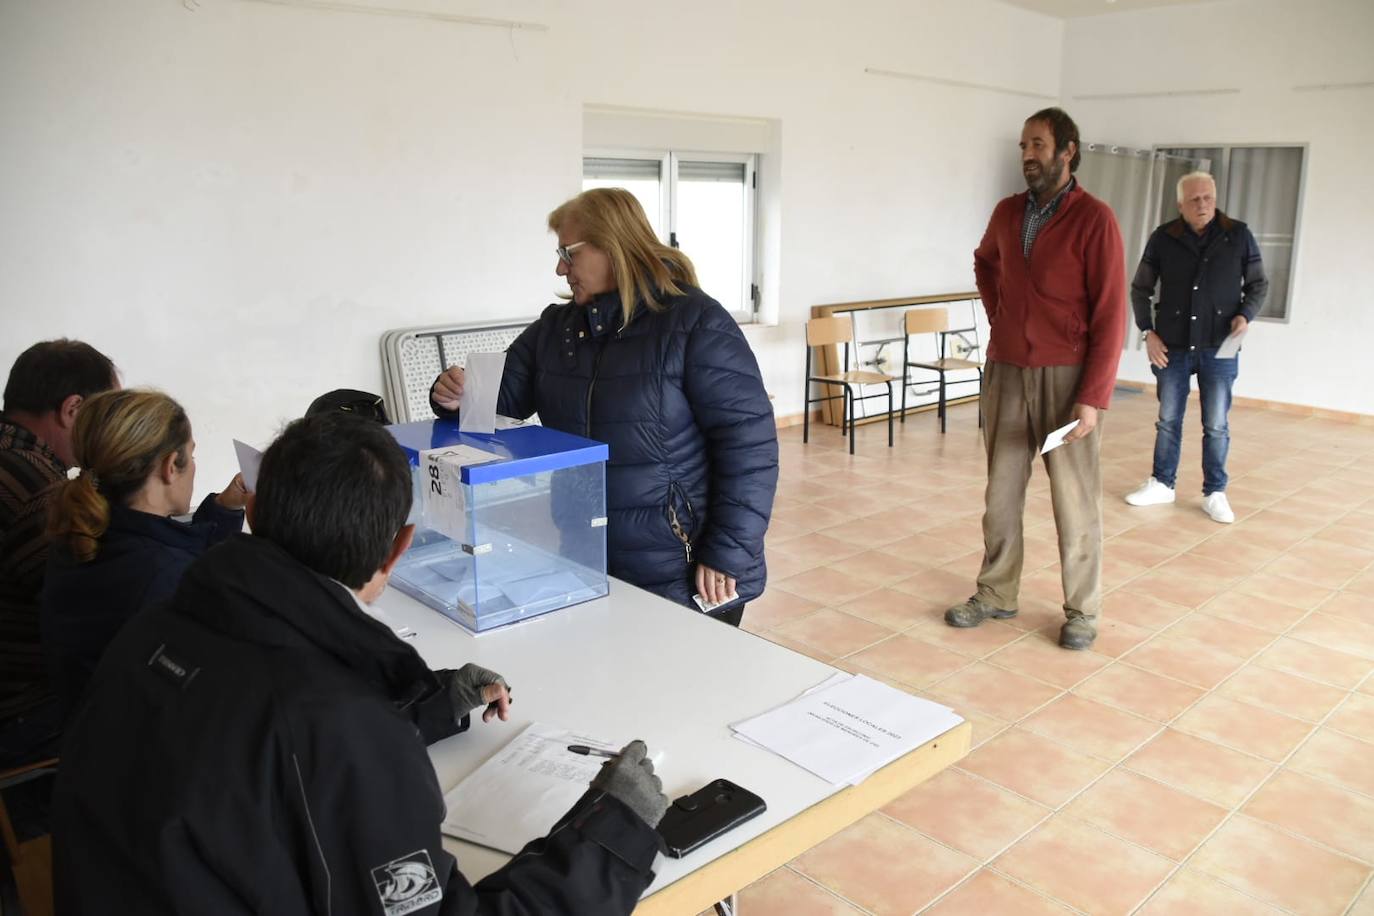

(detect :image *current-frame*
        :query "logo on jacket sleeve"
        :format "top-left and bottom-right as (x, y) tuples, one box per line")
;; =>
(371, 849), (442, 915)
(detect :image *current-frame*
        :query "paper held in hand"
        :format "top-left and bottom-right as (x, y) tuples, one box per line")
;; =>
(1216, 327), (1246, 359)
(730, 673), (963, 786)
(1040, 419), (1080, 455)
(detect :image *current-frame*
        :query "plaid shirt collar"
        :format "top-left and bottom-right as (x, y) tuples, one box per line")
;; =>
(1021, 176), (1076, 258)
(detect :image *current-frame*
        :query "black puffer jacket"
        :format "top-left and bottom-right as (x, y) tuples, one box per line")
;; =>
(53, 534), (660, 915)
(435, 286), (778, 609)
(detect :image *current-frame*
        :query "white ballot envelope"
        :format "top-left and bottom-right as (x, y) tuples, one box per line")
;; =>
(459, 352), (508, 434)
(232, 439), (264, 492)
(1040, 419), (1080, 455)
(1216, 328), (1246, 359)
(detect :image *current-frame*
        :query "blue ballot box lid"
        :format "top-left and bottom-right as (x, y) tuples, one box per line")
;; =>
(387, 420), (608, 484)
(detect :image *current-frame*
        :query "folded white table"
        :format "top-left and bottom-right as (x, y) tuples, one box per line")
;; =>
(373, 578), (970, 914)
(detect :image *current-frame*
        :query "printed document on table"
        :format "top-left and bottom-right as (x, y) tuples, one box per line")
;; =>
(730, 674), (963, 785)
(459, 352), (508, 434)
(442, 722), (616, 854)
(1216, 328), (1246, 359)
(1040, 419), (1080, 455)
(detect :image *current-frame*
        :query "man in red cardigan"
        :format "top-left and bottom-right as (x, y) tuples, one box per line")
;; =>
(946, 108), (1126, 650)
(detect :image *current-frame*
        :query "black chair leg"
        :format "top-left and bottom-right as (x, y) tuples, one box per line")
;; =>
(977, 369), (985, 429)
(840, 390), (851, 455)
(803, 382), (811, 444)
(939, 374), (947, 434)
(886, 382), (894, 447)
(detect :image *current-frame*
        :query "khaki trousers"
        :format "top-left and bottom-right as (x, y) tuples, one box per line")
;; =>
(976, 361), (1104, 619)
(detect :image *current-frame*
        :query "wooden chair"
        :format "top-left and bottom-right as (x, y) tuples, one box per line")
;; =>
(803, 316), (899, 455)
(1, 757), (57, 916)
(900, 308), (983, 434)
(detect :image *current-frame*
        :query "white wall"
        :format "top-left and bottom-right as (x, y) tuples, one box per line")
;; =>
(1062, 0), (1374, 415)
(1, 0), (1060, 494)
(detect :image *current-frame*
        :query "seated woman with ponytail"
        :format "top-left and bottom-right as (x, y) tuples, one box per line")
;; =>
(41, 389), (247, 718)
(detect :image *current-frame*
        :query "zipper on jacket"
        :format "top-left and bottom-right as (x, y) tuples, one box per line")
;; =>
(584, 337), (610, 439)
(667, 483), (696, 565)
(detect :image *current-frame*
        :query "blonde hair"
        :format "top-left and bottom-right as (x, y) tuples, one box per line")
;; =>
(49, 389), (191, 563)
(1176, 170), (1216, 203)
(548, 188), (698, 323)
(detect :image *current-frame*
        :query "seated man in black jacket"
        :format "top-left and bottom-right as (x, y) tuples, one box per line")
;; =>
(52, 412), (668, 915)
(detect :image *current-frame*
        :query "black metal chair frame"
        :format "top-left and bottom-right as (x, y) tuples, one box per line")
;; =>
(804, 335), (894, 455)
(901, 323), (984, 434)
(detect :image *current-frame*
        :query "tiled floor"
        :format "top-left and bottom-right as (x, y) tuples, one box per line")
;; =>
(720, 391), (1374, 915)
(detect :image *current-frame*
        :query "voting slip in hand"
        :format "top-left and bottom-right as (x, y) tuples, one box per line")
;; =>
(1040, 419), (1080, 455)
(1215, 328), (1246, 359)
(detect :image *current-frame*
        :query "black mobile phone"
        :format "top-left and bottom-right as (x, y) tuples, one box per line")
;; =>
(656, 778), (767, 858)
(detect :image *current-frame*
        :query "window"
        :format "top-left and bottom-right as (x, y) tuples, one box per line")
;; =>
(582, 151), (759, 322)
(1156, 145), (1306, 321)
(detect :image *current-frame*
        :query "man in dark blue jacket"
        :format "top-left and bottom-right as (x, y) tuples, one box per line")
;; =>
(1125, 171), (1268, 524)
(52, 413), (668, 915)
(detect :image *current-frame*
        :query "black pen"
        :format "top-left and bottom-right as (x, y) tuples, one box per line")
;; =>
(566, 744), (619, 759)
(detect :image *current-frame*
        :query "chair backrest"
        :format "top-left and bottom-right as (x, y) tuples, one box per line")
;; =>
(806, 315), (855, 347)
(904, 307), (950, 336)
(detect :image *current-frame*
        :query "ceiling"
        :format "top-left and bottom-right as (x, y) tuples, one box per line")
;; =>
(997, 0), (1227, 18)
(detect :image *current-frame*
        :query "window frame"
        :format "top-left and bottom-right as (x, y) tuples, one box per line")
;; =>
(1152, 141), (1309, 325)
(583, 147), (760, 323)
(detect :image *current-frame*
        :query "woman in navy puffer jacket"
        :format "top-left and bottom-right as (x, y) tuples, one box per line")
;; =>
(432, 188), (778, 624)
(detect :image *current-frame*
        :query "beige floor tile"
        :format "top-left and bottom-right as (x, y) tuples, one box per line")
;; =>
(1216, 664), (1348, 722)
(959, 727), (1112, 807)
(913, 620), (1026, 659)
(837, 587), (944, 631)
(1020, 693), (1161, 761)
(1125, 634), (1246, 689)
(1173, 694), (1314, 761)
(927, 661), (1061, 722)
(771, 608), (895, 658)
(791, 813), (977, 916)
(1288, 612), (1374, 660)
(1287, 728), (1374, 797)
(821, 549), (929, 588)
(844, 634), (971, 688)
(1244, 769), (1374, 864)
(882, 768), (1049, 859)
(1065, 767), (1228, 860)
(1236, 572), (1336, 610)
(1326, 692), (1374, 743)
(1319, 590), (1374, 628)
(1104, 588), (1192, 630)
(775, 567), (881, 606)
(924, 869), (1074, 915)
(1136, 868), (1290, 915)
(1202, 589), (1312, 633)
(734, 867), (865, 915)
(1125, 729), (1276, 808)
(1073, 663), (1206, 721)
(995, 815), (1174, 914)
(986, 634), (1111, 688)
(742, 589), (825, 631)
(1163, 612), (1275, 659)
(877, 532), (981, 566)
(1191, 815), (1371, 915)
(1266, 541), (1374, 591)
(1254, 637), (1373, 689)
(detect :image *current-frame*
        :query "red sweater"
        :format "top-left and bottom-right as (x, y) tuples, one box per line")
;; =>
(973, 183), (1127, 409)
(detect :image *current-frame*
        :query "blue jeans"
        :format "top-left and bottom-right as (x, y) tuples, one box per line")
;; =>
(1151, 348), (1238, 495)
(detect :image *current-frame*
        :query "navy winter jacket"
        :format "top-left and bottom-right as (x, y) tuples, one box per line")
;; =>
(41, 494), (243, 719)
(435, 286), (778, 610)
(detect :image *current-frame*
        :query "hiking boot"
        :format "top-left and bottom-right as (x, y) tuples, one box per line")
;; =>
(1058, 615), (1097, 650)
(944, 595), (1017, 628)
(1125, 477), (1176, 506)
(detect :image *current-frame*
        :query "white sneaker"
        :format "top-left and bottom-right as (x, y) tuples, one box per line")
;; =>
(1203, 491), (1235, 524)
(1125, 477), (1176, 507)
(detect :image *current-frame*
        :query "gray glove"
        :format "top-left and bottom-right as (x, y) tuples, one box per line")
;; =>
(590, 739), (668, 828)
(447, 663), (509, 715)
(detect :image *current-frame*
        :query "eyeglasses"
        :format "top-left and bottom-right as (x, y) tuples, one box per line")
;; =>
(555, 241), (587, 265)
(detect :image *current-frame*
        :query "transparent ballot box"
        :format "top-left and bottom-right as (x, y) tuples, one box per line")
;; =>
(387, 420), (609, 632)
